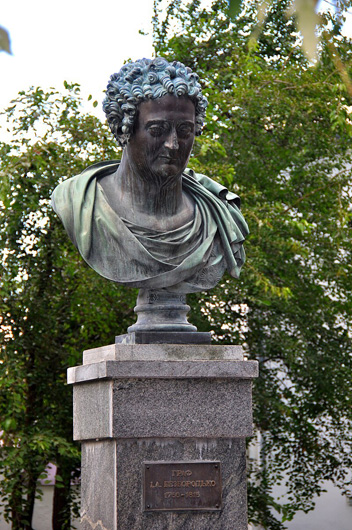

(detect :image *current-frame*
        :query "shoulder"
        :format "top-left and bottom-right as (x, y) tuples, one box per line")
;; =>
(51, 160), (120, 241)
(183, 168), (241, 208)
(52, 161), (120, 208)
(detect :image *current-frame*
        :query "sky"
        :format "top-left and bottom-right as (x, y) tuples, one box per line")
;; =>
(1, 0), (352, 124)
(1, 0), (155, 122)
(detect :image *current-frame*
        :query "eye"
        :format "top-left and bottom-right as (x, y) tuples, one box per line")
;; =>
(147, 123), (170, 137)
(148, 125), (164, 137)
(177, 124), (193, 138)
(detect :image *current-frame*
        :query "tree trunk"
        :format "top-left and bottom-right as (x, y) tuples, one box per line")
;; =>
(52, 464), (72, 530)
(10, 481), (24, 530)
(24, 472), (38, 530)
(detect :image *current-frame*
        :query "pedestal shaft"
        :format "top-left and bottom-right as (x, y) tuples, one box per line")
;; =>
(68, 344), (258, 530)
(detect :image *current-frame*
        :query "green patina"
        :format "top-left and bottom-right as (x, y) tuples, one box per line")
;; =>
(51, 161), (248, 293)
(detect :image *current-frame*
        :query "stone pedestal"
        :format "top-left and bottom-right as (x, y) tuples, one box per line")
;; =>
(68, 344), (258, 530)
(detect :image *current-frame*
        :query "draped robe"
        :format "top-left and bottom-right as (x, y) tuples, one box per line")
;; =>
(51, 161), (249, 293)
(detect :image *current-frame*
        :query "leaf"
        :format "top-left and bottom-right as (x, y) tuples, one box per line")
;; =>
(0, 26), (11, 54)
(228, 0), (243, 19)
(3, 418), (16, 431)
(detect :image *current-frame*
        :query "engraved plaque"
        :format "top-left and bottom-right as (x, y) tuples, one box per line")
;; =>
(143, 461), (222, 512)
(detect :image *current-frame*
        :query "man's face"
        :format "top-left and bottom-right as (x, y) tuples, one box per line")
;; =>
(125, 94), (196, 185)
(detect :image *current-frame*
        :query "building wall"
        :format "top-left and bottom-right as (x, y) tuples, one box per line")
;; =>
(279, 481), (352, 530)
(0, 486), (79, 530)
(0, 486), (54, 530)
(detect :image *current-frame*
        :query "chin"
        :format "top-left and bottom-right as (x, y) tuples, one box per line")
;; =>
(154, 164), (182, 180)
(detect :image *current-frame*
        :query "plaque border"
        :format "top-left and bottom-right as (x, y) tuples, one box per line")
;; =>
(143, 460), (222, 512)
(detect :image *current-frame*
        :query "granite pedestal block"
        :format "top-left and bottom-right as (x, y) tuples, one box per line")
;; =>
(68, 344), (258, 530)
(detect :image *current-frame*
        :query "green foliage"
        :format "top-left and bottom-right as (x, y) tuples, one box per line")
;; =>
(1, 1), (352, 527)
(0, 84), (136, 528)
(154, 1), (352, 528)
(228, 0), (351, 63)
(228, 0), (242, 18)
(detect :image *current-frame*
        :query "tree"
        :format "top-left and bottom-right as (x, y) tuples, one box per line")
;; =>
(229, 0), (352, 63)
(0, 85), (137, 528)
(1, 1), (352, 527)
(153, 0), (352, 528)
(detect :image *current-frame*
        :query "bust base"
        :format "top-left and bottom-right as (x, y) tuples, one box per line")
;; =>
(116, 331), (212, 344)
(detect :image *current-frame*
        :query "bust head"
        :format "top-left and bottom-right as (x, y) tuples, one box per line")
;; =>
(125, 94), (196, 187)
(102, 57), (208, 148)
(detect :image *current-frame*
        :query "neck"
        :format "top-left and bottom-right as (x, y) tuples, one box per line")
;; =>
(116, 152), (184, 218)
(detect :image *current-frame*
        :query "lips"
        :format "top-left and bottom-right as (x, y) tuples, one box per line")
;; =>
(159, 155), (177, 163)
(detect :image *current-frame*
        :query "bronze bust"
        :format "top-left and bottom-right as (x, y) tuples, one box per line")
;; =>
(51, 58), (249, 336)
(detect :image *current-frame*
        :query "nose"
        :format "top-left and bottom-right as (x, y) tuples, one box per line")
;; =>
(164, 128), (179, 150)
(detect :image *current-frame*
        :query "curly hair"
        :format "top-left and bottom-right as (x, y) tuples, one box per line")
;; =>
(102, 57), (208, 147)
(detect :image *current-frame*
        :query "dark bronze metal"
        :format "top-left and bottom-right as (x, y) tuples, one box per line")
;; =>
(115, 330), (212, 344)
(143, 461), (222, 512)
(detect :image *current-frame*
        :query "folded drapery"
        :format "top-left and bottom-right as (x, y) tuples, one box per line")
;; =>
(51, 161), (249, 293)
